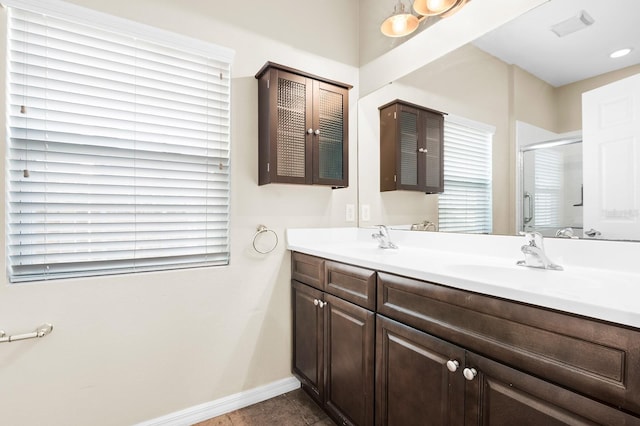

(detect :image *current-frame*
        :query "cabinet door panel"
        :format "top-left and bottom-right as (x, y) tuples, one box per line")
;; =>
(325, 295), (375, 426)
(314, 81), (349, 186)
(465, 352), (640, 426)
(398, 107), (420, 188)
(272, 69), (313, 184)
(376, 315), (465, 426)
(424, 111), (443, 193)
(292, 280), (324, 403)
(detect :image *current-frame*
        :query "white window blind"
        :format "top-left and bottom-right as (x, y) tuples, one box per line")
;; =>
(7, 5), (233, 282)
(532, 150), (563, 228)
(439, 116), (494, 234)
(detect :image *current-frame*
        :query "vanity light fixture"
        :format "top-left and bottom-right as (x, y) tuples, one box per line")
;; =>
(381, 0), (420, 37)
(610, 48), (632, 58)
(413, 0), (457, 17)
(381, 0), (470, 38)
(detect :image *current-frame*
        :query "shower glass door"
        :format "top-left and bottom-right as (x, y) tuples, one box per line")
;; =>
(521, 138), (583, 237)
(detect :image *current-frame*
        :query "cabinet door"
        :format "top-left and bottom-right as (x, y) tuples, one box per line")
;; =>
(464, 352), (640, 426)
(376, 315), (465, 426)
(324, 294), (375, 426)
(313, 81), (349, 187)
(292, 280), (324, 403)
(270, 69), (314, 184)
(422, 110), (444, 193)
(397, 105), (422, 191)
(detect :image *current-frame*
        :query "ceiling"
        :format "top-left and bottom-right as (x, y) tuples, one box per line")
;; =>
(472, 0), (640, 87)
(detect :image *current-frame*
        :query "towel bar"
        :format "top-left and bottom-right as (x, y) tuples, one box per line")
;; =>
(0, 324), (53, 343)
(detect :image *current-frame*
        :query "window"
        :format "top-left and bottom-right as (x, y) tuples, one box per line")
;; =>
(438, 116), (494, 234)
(6, 2), (234, 282)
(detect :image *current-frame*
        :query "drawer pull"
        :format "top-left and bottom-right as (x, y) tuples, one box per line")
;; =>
(446, 360), (460, 372)
(463, 368), (477, 381)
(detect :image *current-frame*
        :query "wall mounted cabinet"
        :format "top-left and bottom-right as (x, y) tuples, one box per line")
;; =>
(379, 99), (445, 193)
(256, 62), (351, 187)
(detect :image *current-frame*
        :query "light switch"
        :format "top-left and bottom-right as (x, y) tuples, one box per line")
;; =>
(346, 204), (355, 222)
(361, 204), (370, 222)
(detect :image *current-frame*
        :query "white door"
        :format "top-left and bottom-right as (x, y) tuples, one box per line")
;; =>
(582, 73), (640, 240)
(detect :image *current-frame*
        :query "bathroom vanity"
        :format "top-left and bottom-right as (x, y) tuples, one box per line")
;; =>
(288, 228), (640, 426)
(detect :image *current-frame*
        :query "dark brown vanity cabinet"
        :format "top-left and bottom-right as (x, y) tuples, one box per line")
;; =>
(292, 252), (640, 425)
(256, 62), (350, 187)
(379, 100), (445, 193)
(377, 315), (640, 426)
(377, 272), (640, 425)
(292, 253), (376, 426)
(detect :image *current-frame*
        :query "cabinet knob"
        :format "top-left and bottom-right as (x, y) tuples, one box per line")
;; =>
(418, 148), (428, 153)
(463, 368), (477, 381)
(307, 128), (314, 135)
(446, 360), (460, 372)
(319, 301), (327, 308)
(313, 299), (319, 306)
(314, 129), (321, 136)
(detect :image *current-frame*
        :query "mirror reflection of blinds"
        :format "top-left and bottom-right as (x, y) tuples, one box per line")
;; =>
(533, 150), (563, 227)
(7, 6), (233, 282)
(439, 118), (493, 234)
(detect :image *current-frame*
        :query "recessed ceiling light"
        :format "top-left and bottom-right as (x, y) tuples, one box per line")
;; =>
(610, 48), (633, 59)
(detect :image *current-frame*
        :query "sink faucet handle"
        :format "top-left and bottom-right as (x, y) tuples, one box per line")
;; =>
(521, 231), (544, 248)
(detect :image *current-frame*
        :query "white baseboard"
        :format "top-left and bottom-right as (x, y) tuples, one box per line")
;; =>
(135, 376), (301, 426)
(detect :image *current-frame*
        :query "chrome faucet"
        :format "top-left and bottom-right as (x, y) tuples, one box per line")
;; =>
(410, 220), (437, 231)
(372, 225), (398, 249)
(555, 227), (576, 238)
(516, 231), (563, 271)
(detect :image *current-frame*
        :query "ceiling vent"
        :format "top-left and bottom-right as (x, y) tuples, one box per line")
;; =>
(550, 10), (595, 37)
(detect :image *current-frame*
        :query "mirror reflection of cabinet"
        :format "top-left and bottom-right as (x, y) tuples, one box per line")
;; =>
(255, 62), (351, 187)
(379, 100), (445, 194)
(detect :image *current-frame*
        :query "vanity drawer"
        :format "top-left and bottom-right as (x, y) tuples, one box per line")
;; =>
(377, 272), (640, 415)
(292, 252), (324, 290)
(325, 261), (376, 310)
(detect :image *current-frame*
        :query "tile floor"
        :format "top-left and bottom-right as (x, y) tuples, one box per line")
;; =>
(193, 387), (336, 426)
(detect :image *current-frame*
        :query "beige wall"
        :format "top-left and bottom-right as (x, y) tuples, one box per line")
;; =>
(0, 1), (358, 425)
(512, 66), (557, 132)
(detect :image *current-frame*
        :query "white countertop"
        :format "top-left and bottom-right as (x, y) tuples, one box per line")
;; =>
(286, 227), (640, 329)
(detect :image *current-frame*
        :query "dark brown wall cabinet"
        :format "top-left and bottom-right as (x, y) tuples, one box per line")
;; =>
(379, 100), (445, 193)
(292, 252), (640, 426)
(256, 62), (351, 187)
(291, 253), (375, 426)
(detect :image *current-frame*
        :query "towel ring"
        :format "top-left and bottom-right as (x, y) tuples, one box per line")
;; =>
(252, 225), (278, 254)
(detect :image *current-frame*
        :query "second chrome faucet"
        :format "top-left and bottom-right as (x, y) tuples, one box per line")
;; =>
(372, 225), (398, 249)
(516, 231), (563, 271)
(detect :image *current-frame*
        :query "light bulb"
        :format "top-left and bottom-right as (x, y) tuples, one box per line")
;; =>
(426, 0), (445, 11)
(391, 16), (408, 34)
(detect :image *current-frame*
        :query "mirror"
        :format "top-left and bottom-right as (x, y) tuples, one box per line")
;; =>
(357, 0), (640, 241)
